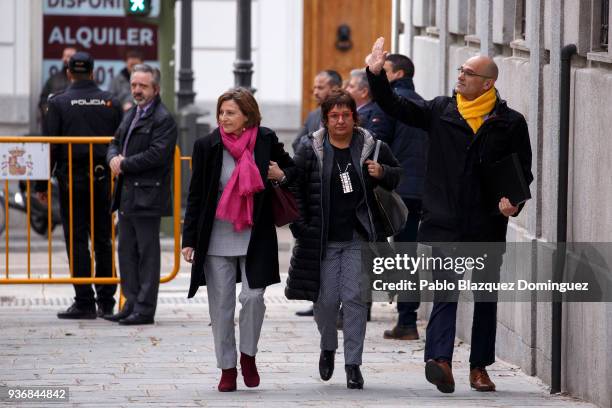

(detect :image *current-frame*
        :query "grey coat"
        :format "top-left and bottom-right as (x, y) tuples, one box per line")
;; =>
(109, 68), (132, 106)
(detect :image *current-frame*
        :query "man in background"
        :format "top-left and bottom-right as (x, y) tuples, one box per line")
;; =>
(39, 46), (77, 124)
(292, 70), (342, 152)
(379, 54), (428, 341)
(109, 49), (144, 111)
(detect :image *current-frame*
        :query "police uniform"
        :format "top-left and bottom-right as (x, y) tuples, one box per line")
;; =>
(43, 52), (123, 318)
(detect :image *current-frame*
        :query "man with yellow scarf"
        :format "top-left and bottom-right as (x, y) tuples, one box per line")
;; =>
(366, 38), (533, 394)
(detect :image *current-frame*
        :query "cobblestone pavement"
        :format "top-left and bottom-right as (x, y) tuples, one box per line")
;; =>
(0, 228), (597, 407)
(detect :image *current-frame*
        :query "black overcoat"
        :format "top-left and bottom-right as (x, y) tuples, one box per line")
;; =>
(182, 127), (295, 298)
(367, 68), (533, 242)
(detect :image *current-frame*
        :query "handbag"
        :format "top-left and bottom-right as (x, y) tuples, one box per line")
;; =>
(371, 140), (409, 237)
(271, 183), (300, 227)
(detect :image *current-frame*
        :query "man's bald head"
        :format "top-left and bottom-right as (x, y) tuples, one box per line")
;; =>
(466, 55), (498, 80)
(455, 55), (498, 100)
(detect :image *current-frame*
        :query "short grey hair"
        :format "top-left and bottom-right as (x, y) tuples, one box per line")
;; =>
(350, 69), (369, 91)
(131, 64), (161, 86)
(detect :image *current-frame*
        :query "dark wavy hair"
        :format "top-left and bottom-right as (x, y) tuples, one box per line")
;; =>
(320, 89), (359, 127)
(216, 87), (262, 128)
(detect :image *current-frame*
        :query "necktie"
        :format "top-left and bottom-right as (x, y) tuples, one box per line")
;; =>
(122, 108), (143, 155)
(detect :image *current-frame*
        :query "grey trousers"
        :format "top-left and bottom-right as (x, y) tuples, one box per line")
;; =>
(314, 239), (367, 365)
(204, 255), (266, 369)
(118, 215), (161, 317)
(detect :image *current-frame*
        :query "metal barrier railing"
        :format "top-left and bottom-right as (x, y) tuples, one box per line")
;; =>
(0, 136), (187, 285)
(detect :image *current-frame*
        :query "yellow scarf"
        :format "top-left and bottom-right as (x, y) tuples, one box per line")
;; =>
(456, 87), (497, 134)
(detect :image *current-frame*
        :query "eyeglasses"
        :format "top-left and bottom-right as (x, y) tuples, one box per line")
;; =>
(328, 112), (353, 122)
(457, 66), (492, 79)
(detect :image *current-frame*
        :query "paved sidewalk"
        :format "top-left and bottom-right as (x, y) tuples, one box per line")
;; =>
(0, 228), (597, 407)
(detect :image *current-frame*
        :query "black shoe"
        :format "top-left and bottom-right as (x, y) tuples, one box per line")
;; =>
(319, 350), (335, 381)
(119, 312), (154, 325)
(295, 306), (314, 317)
(96, 303), (115, 318)
(57, 303), (97, 320)
(383, 325), (419, 340)
(103, 306), (133, 322)
(345, 364), (364, 389)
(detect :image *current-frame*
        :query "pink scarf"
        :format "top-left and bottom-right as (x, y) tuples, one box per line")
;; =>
(215, 126), (264, 231)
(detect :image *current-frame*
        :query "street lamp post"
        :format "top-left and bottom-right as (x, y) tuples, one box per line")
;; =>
(234, 0), (254, 92)
(177, 0), (196, 110)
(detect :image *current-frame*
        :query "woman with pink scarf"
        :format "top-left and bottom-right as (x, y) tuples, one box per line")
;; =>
(181, 88), (295, 392)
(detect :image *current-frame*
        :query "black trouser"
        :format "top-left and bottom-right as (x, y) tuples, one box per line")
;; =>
(57, 166), (116, 310)
(117, 215), (161, 317)
(394, 198), (421, 327)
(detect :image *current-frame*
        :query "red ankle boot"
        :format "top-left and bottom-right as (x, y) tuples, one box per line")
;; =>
(240, 352), (260, 387)
(218, 367), (237, 392)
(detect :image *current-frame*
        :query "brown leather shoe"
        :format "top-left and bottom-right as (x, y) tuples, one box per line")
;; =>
(470, 367), (496, 391)
(425, 359), (455, 393)
(383, 325), (419, 340)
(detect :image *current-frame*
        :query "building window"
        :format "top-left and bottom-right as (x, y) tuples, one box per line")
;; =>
(602, 0), (609, 50)
(429, 0), (437, 27)
(515, 0), (527, 40)
(467, 0), (477, 35)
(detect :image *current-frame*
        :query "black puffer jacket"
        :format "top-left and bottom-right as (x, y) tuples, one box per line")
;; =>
(285, 127), (402, 301)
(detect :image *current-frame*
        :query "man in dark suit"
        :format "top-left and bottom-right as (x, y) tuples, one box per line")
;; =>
(377, 54), (428, 341)
(104, 64), (178, 325)
(291, 70), (342, 152)
(345, 68), (393, 139)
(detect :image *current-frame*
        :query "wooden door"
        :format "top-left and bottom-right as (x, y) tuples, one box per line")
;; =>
(302, 0), (392, 120)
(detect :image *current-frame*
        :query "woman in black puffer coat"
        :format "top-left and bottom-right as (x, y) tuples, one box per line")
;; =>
(286, 89), (401, 390)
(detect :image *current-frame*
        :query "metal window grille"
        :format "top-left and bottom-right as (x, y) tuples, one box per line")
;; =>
(602, 0), (609, 50)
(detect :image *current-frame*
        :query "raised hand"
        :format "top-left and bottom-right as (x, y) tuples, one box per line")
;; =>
(365, 37), (387, 75)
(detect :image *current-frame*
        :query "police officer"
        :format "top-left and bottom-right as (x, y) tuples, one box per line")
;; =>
(37, 52), (123, 319)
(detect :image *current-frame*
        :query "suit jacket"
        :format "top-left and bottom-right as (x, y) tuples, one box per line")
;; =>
(107, 95), (178, 217)
(292, 107), (323, 151)
(357, 101), (393, 141)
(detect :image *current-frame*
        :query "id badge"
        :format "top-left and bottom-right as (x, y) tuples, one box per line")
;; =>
(339, 171), (353, 194)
